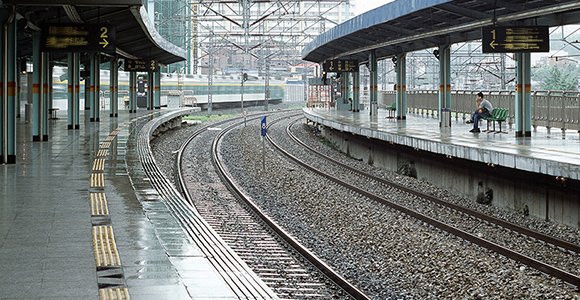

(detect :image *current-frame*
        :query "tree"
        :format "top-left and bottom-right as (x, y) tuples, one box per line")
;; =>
(533, 64), (579, 91)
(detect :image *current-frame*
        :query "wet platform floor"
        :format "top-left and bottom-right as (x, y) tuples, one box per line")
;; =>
(0, 109), (242, 299)
(303, 108), (580, 180)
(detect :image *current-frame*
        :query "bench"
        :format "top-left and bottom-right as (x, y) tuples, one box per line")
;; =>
(49, 108), (59, 120)
(483, 108), (508, 133)
(385, 102), (396, 118)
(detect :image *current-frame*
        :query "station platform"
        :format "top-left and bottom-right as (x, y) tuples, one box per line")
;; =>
(303, 107), (580, 181)
(0, 109), (274, 299)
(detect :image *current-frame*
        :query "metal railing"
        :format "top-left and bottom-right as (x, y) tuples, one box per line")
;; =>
(379, 90), (580, 131)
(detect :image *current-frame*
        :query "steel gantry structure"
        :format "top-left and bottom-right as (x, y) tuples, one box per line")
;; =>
(153, 0), (353, 110)
(155, 0), (353, 72)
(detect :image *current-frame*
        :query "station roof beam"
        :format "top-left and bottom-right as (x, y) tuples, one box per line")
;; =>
(6, 0), (186, 65)
(302, 0), (580, 64)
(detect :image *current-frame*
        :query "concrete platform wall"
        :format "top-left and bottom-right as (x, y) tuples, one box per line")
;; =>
(322, 126), (580, 228)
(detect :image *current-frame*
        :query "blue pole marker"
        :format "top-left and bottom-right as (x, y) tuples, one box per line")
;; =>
(261, 116), (267, 136)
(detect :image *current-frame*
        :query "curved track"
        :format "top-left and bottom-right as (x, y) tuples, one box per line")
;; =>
(265, 116), (580, 289)
(176, 110), (370, 299)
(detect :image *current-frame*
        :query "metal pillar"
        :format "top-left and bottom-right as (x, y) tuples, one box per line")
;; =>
(32, 31), (43, 141)
(89, 53), (95, 120)
(155, 70), (161, 109)
(42, 52), (49, 139)
(48, 60), (53, 119)
(147, 71), (154, 110)
(264, 59), (269, 111)
(1, 7), (17, 163)
(207, 32), (213, 114)
(67, 53), (75, 129)
(344, 72), (351, 109)
(241, 70), (244, 114)
(16, 58), (20, 119)
(369, 50), (378, 116)
(129, 72), (136, 113)
(439, 45), (451, 127)
(353, 71), (360, 112)
(396, 53), (407, 120)
(515, 53), (532, 137)
(109, 58), (118, 117)
(95, 54), (100, 121)
(74, 54), (80, 128)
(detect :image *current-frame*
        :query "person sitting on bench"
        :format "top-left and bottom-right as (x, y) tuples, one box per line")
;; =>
(467, 92), (493, 133)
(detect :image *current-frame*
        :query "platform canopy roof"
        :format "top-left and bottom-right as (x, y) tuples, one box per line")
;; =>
(3, 0), (186, 65)
(302, 0), (580, 64)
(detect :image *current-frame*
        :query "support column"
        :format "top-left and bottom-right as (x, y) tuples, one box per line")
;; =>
(155, 70), (161, 109)
(129, 72), (136, 113)
(67, 53), (74, 129)
(75, 53), (80, 129)
(48, 61), (53, 119)
(1, 8), (17, 163)
(32, 31), (43, 141)
(395, 53), (407, 120)
(353, 71), (360, 112)
(42, 52), (49, 140)
(148, 71), (153, 110)
(16, 58), (21, 118)
(94, 54), (101, 121)
(369, 50), (378, 116)
(344, 72), (351, 110)
(109, 59), (116, 117)
(438, 45), (451, 127)
(515, 53), (532, 137)
(89, 53), (95, 120)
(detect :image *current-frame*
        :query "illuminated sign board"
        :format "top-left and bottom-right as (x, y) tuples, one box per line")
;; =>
(323, 59), (359, 72)
(42, 24), (116, 52)
(482, 26), (549, 53)
(125, 59), (159, 72)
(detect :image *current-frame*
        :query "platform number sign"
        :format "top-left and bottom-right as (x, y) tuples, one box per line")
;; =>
(261, 116), (267, 136)
(42, 24), (116, 52)
(482, 26), (549, 53)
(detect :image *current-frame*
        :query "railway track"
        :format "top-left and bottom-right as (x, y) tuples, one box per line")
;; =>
(264, 115), (580, 289)
(176, 111), (369, 299)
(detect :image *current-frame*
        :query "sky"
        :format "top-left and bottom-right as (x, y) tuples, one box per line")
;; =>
(355, 0), (395, 15)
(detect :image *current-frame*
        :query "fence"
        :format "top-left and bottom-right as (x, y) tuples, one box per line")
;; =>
(378, 90), (580, 131)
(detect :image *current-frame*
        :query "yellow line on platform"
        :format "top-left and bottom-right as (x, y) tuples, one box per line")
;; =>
(90, 193), (109, 215)
(99, 288), (130, 300)
(91, 173), (104, 187)
(97, 149), (109, 157)
(93, 159), (105, 171)
(93, 226), (121, 267)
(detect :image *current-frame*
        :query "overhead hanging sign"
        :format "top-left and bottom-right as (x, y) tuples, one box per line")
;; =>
(322, 59), (359, 72)
(125, 59), (159, 72)
(42, 24), (116, 52)
(482, 26), (549, 53)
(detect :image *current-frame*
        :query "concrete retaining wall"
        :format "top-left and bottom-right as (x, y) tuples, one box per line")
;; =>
(320, 126), (580, 228)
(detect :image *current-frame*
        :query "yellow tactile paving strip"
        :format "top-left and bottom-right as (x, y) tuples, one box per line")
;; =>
(90, 193), (109, 215)
(97, 149), (109, 157)
(90, 113), (156, 299)
(93, 158), (105, 171)
(92, 225), (121, 267)
(99, 288), (130, 300)
(90, 173), (104, 187)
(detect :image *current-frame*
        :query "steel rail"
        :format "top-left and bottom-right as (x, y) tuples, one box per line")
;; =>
(208, 114), (371, 300)
(285, 118), (580, 254)
(264, 116), (580, 288)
